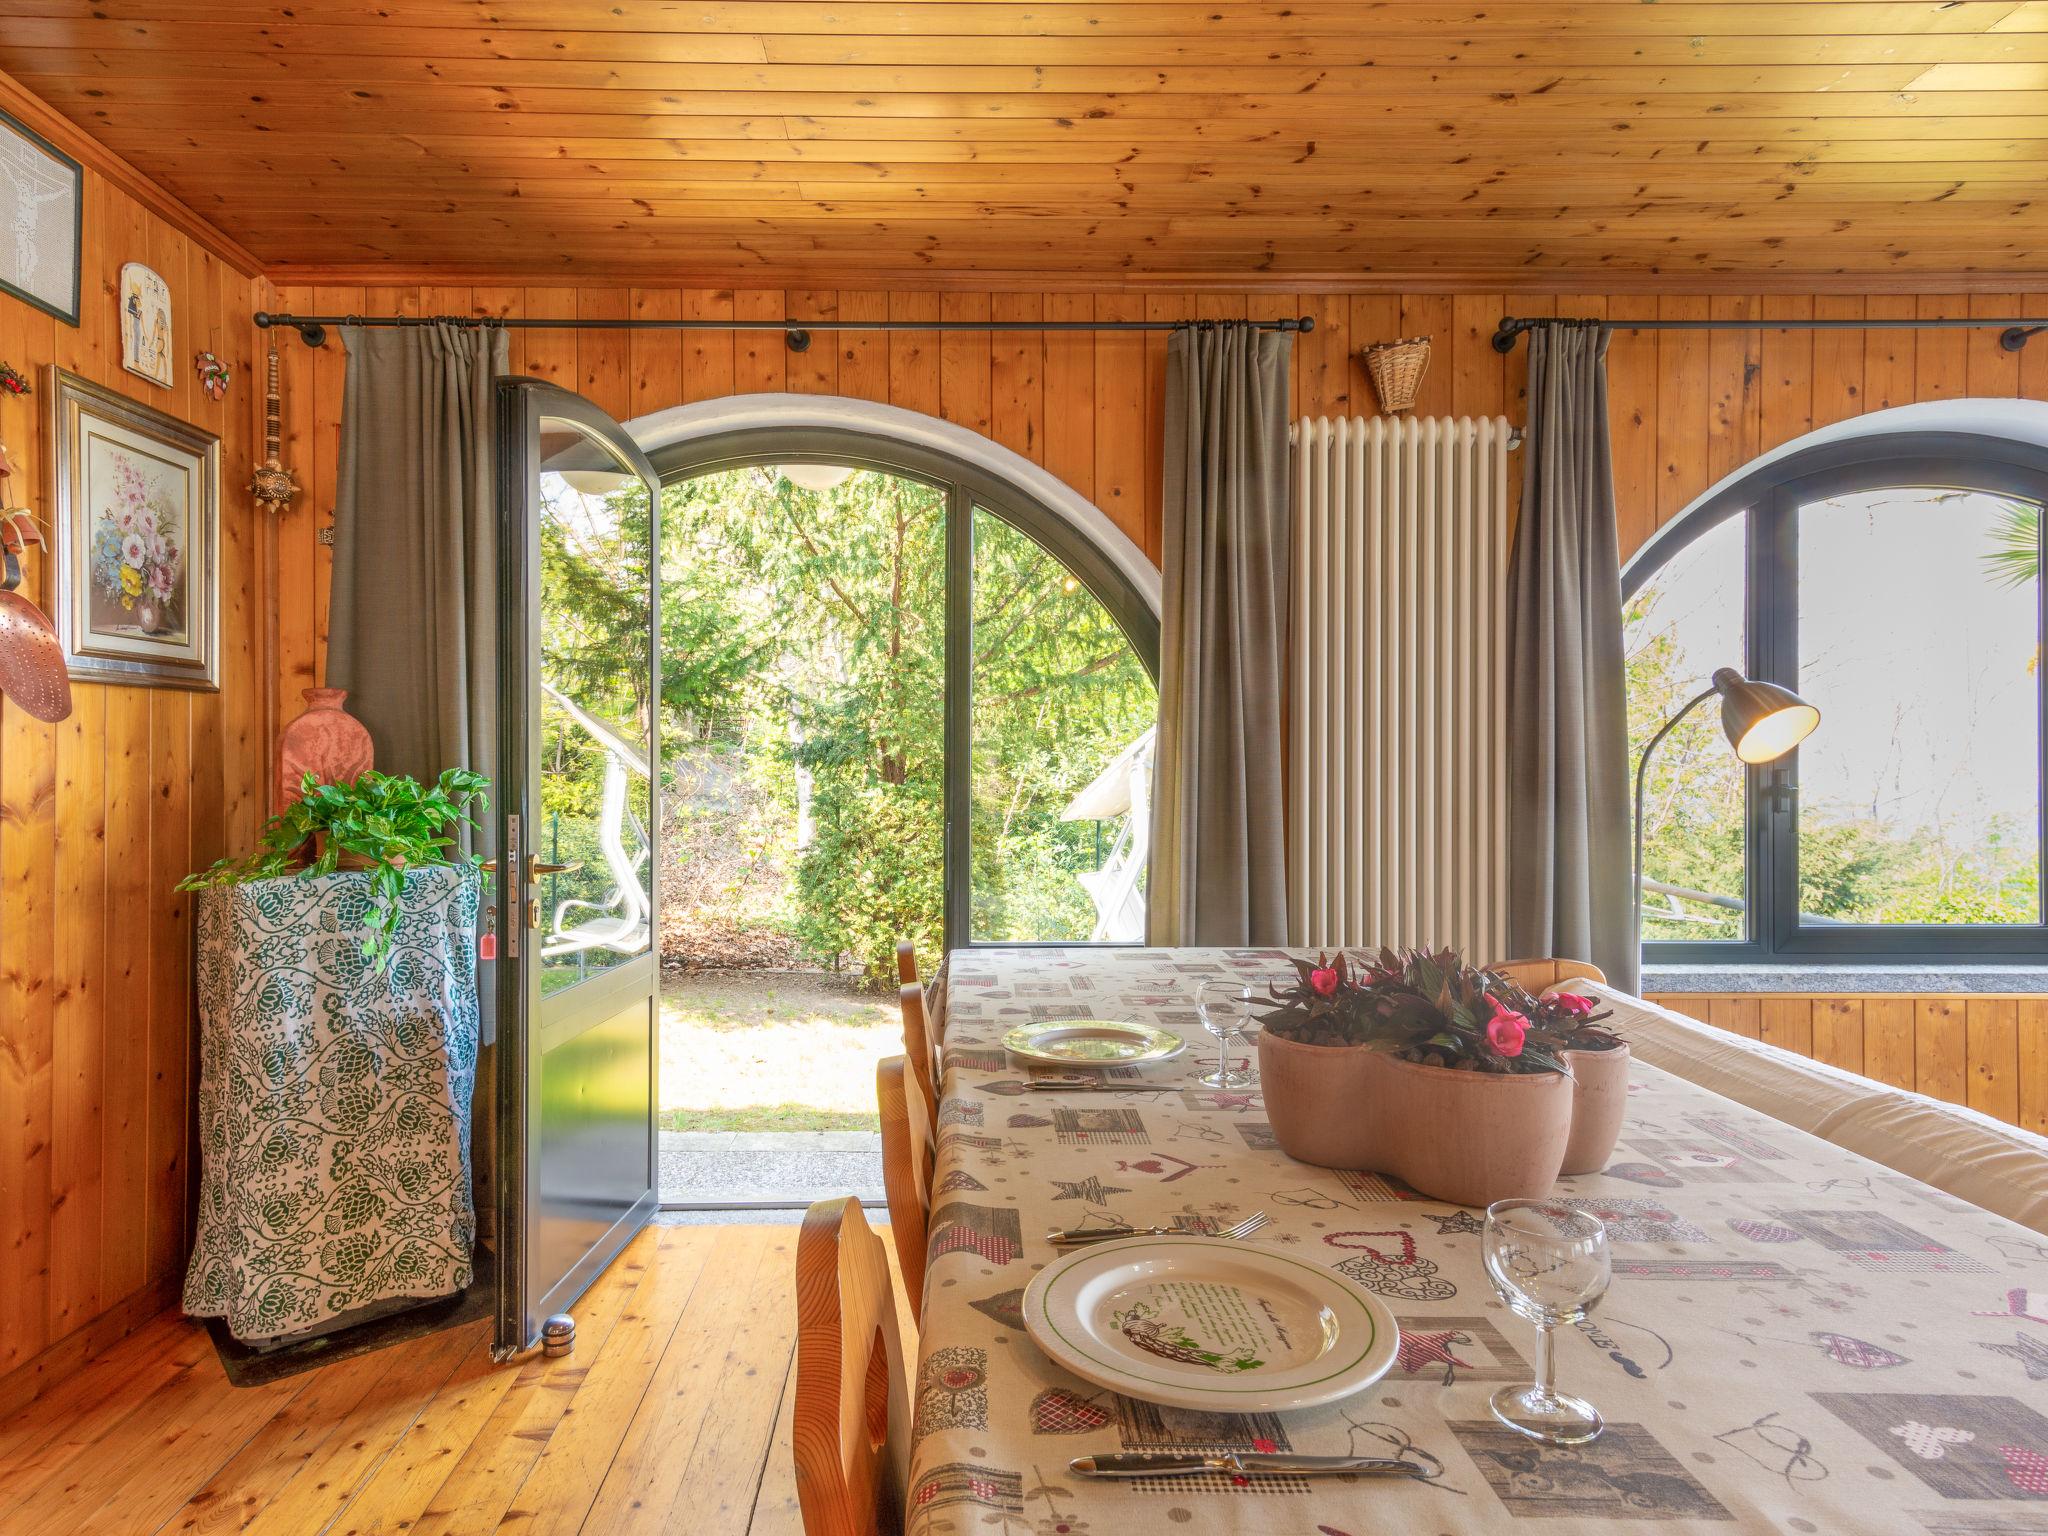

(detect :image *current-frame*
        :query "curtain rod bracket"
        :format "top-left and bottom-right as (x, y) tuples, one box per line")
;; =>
(255, 313), (328, 348)
(1491, 320), (1525, 354)
(2001, 326), (2043, 353)
(785, 328), (812, 354)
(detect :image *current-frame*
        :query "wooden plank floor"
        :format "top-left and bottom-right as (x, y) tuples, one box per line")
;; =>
(0, 1225), (810, 1536)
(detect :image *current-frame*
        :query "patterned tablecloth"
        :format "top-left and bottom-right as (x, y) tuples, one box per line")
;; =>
(183, 865), (481, 1341)
(910, 947), (2048, 1535)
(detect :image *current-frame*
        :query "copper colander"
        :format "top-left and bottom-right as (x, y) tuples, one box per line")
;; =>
(0, 513), (73, 723)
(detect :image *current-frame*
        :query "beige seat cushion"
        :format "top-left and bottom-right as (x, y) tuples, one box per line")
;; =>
(1557, 981), (2048, 1237)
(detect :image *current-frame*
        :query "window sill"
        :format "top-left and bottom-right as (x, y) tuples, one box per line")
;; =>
(1640, 964), (2048, 996)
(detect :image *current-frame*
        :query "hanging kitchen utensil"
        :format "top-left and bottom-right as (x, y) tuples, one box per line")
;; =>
(0, 512), (75, 722)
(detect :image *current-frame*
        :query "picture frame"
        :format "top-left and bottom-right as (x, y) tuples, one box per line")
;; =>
(0, 105), (83, 326)
(45, 366), (220, 691)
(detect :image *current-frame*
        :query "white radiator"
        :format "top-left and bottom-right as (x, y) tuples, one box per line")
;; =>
(1286, 415), (1513, 957)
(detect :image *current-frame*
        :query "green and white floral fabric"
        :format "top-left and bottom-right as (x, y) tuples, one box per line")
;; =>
(184, 865), (481, 1341)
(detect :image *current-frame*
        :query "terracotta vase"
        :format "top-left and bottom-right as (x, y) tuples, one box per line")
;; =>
(276, 687), (374, 809)
(1257, 1030), (1574, 1208)
(1559, 1042), (1631, 1176)
(134, 595), (165, 635)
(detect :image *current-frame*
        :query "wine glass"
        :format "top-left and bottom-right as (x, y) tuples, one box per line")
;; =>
(1192, 977), (1257, 1089)
(1481, 1200), (1612, 1445)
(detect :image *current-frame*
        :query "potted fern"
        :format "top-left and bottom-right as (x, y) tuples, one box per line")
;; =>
(180, 768), (490, 972)
(1254, 948), (1619, 1207)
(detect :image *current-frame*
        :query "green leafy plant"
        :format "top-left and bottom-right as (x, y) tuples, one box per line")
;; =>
(179, 768), (490, 971)
(1256, 947), (1619, 1076)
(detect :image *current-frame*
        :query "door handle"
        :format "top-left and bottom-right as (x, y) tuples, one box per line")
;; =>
(530, 858), (582, 879)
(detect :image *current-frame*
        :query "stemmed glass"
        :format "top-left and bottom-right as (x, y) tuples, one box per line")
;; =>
(1192, 977), (1258, 1088)
(1481, 1200), (1612, 1445)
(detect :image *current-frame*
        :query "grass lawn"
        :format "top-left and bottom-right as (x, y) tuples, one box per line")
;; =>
(658, 969), (897, 1133)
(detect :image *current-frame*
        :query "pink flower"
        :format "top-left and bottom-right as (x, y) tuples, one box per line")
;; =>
(148, 564), (174, 598)
(1309, 966), (1339, 998)
(1485, 997), (1528, 1057)
(1549, 992), (1595, 1016)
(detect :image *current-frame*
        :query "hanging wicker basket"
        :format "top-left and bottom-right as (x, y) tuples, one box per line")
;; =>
(1363, 336), (1432, 413)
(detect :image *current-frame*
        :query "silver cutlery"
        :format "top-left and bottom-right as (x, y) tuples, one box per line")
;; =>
(1047, 1211), (1269, 1248)
(1024, 1077), (1150, 1092)
(1070, 1451), (1440, 1481)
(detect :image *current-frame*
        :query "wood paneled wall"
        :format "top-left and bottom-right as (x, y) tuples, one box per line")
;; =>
(263, 283), (2048, 1135)
(0, 81), (266, 1407)
(1650, 994), (2048, 1137)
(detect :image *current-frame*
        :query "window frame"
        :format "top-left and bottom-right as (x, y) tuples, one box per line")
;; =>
(645, 425), (1161, 954)
(1625, 430), (2048, 966)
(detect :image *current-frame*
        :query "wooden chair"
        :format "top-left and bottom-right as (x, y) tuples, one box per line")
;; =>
(794, 1196), (913, 1536)
(876, 1056), (933, 1322)
(1489, 957), (1609, 994)
(898, 981), (940, 1127)
(898, 937), (946, 1046)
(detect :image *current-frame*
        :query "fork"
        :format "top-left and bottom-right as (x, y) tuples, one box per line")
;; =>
(1047, 1211), (1269, 1248)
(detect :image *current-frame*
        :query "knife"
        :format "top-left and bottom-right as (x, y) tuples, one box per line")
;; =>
(1069, 1452), (1440, 1480)
(1024, 1078), (1149, 1092)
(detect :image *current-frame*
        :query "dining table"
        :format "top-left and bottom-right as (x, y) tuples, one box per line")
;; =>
(907, 945), (2048, 1535)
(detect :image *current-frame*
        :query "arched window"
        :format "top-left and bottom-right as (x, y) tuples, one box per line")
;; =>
(1626, 429), (2048, 965)
(644, 421), (1160, 961)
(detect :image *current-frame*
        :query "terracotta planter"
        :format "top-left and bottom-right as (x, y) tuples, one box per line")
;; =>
(1559, 1042), (1631, 1176)
(1257, 1030), (1574, 1208)
(309, 832), (402, 874)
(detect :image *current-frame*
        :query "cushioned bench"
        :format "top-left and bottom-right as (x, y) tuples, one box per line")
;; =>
(1558, 981), (2048, 1237)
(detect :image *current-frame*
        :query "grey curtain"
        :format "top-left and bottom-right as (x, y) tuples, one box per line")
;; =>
(1506, 322), (1636, 990)
(1149, 322), (1294, 947)
(326, 322), (508, 798)
(326, 322), (509, 1085)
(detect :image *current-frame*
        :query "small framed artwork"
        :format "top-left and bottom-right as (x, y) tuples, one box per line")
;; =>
(46, 366), (220, 691)
(119, 263), (173, 388)
(0, 105), (82, 325)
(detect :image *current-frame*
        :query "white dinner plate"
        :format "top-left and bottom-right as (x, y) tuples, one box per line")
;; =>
(1001, 1019), (1186, 1067)
(1022, 1236), (1400, 1413)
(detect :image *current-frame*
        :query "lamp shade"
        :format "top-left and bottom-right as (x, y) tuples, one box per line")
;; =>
(1710, 667), (1820, 764)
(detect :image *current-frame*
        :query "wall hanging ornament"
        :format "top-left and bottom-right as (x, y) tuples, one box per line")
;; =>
(194, 350), (229, 401)
(119, 262), (173, 388)
(250, 347), (298, 517)
(1363, 335), (1432, 414)
(0, 362), (29, 396)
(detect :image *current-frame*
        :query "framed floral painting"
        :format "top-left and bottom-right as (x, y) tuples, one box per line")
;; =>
(46, 366), (220, 690)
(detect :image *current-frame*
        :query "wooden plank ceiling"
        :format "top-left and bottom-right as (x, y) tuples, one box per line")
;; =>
(2, 1), (2047, 286)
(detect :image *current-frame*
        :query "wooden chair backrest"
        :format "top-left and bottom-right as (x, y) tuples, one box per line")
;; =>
(876, 1055), (933, 1322)
(899, 981), (940, 1126)
(793, 1197), (912, 1536)
(898, 939), (945, 1045)
(1488, 957), (1609, 994)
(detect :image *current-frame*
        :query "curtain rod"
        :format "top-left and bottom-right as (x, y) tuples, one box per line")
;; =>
(253, 310), (1315, 352)
(1492, 313), (2048, 355)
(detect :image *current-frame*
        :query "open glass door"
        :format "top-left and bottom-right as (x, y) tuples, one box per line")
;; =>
(494, 378), (661, 1354)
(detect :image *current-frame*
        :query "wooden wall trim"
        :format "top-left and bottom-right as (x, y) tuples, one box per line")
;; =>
(0, 67), (262, 280)
(1648, 992), (2048, 1136)
(253, 266), (2048, 300)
